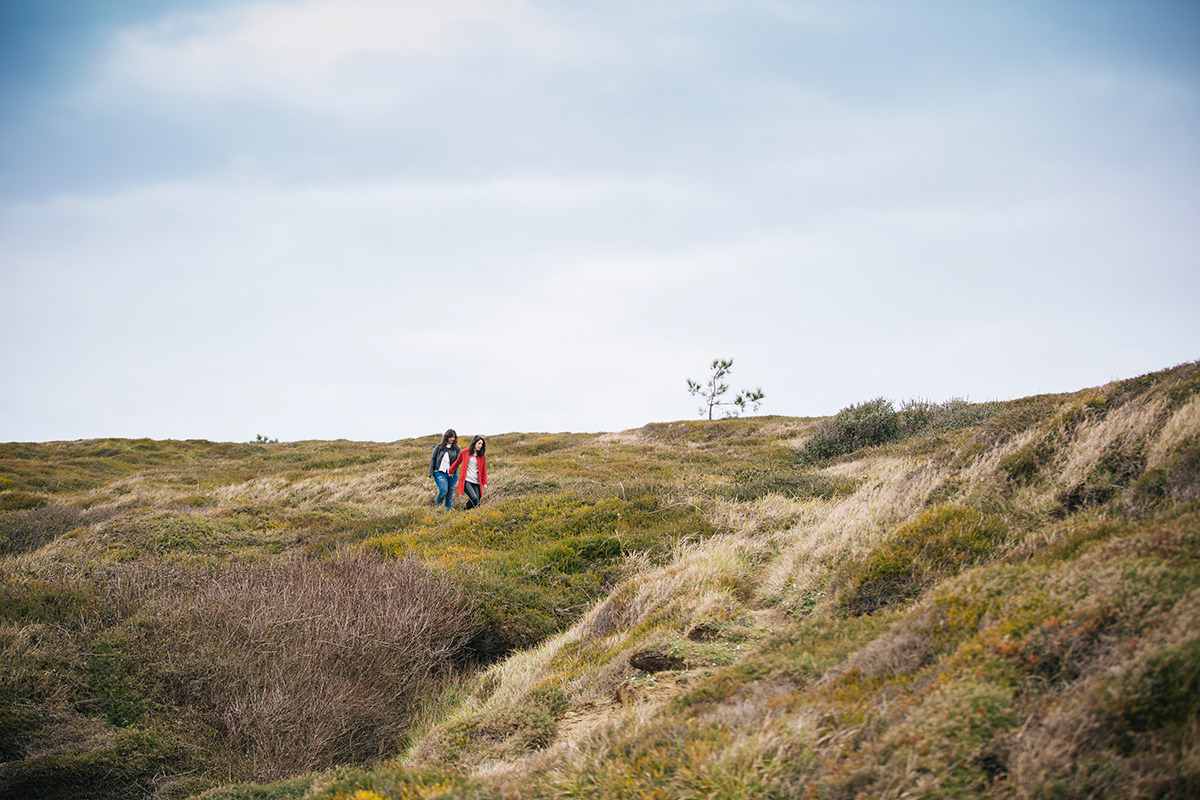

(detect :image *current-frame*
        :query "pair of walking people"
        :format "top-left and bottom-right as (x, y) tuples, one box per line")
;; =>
(429, 429), (488, 510)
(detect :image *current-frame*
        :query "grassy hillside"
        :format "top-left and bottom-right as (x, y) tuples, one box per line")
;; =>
(2, 362), (1198, 799)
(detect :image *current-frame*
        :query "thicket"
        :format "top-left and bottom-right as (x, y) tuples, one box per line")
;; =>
(800, 397), (1003, 462)
(1, 556), (475, 790)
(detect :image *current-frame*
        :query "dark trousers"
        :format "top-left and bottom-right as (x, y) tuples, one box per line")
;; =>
(464, 482), (482, 509)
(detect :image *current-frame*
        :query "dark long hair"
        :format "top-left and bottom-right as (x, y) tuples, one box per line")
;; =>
(441, 429), (458, 446)
(469, 435), (486, 456)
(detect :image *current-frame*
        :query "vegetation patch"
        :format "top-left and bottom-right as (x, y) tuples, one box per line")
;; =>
(370, 491), (716, 659)
(720, 466), (860, 501)
(800, 397), (1004, 463)
(837, 505), (1009, 615)
(415, 704), (557, 768)
(999, 439), (1054, 485)
(0, 503), (99, 556)
(0, 726), (190, 800)
(125, 557), (474, 781)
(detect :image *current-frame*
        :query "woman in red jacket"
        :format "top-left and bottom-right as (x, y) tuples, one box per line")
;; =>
(448, 435), (487, 509)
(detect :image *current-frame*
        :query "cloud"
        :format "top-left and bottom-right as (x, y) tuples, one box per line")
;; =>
(3, 0), (1198, 442)
(93, 0), (555, 109)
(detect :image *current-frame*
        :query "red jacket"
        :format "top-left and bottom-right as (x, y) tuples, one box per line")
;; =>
(447, 450), (487, 494)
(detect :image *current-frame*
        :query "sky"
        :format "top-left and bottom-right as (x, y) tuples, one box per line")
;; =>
(1, 0), (1198, 444)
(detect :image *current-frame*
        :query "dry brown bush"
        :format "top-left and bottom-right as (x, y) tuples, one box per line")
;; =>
(131, 556), (475, 779)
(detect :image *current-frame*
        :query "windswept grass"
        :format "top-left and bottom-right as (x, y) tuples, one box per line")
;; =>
(2, 361), (1198, 800)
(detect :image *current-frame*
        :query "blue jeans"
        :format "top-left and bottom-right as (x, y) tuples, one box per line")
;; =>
(433, 472), (454, 509)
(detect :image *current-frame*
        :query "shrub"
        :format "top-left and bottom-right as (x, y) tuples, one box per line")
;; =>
(132, 556), (475, 780)
(1058, 441), (1148, 515)
(1135, 436), (1200, 508)
(804, 398), (1007, 464)
(0, 574), (98, 627)
(0, 490), (48, 511)
(801, 398), (900, 462)
(1110, 635), (1200, 732)
(975, 395), (1060, 446)
(999, 440), (1054, 486)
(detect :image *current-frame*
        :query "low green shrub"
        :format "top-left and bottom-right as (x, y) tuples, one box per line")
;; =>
(801, 398), (899, 462)
(974, 395), (1060, 446)
(82, 631), (145, 726)
(838, 506), (1008, 615)
(1058, 441), (1149, 515)
(298, 453), (387, 471)
(898, 398), (1004, 437)
(1134, 437), (1200, 509)
(0, 702), (39, 761)
(803, 398), (1007, 464)
(0, 490), (48, 511)
(0, 574), (98, 626)
(999, 440), (1054, 485)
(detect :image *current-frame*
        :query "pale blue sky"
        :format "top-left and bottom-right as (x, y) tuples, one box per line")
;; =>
(2, 0), (1198, 442)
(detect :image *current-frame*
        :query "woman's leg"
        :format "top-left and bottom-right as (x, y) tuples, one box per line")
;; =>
(464, 482), (481, 509)
(434, 472), (452, 508)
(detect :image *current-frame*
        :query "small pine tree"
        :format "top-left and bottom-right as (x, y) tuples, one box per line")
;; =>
(687, 358), (765, 420)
